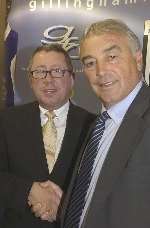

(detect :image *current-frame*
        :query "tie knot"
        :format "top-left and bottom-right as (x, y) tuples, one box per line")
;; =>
(100, 111), (110, 122)
(45, 111), (55, 120)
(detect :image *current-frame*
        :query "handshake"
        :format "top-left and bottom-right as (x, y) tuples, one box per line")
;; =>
(28, 180), (63, 222)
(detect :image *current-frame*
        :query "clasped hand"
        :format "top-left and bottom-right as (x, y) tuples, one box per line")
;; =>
(28, 180), (63, 222)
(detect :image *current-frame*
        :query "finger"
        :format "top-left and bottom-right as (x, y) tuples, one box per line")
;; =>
(34, 208), (45, 218)
(40, 180), (63, 199)
(31, 203), (47, 218)
(40, 181), (63, 202)
(41, 211), (56, 222)
(28, 195), (33, 205)
(41, 211), (51, 220)
(50, 182), (63, 199)
(39, 181), (50, 188)
(31, 203), (42, 212)
(52, 195), (62, 209)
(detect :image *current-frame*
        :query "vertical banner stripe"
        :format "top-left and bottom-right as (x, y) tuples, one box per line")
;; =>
(145, 35), (150, 85)
(143, 20), (150, 85)
(5, 23), (18, 106)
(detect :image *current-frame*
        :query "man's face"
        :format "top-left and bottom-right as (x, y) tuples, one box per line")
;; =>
(29, 50), (74, 110)
(80, 33), (142, 108)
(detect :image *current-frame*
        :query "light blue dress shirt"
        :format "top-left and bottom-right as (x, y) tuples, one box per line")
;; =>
(79, 81), (143, 227)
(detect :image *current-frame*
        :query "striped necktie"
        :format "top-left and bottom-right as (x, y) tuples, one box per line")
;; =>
(64, 111), (110, 228)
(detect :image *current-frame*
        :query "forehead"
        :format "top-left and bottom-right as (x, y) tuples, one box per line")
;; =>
(80, 33), (129, 58)
(32, 50), (66, 66)
(33, 50), (65, 60)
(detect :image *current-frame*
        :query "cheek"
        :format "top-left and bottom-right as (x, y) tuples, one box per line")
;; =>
(85, 72), (95, 84)
(32, 82), (40, 90)
(63, 78), (74, 90)
(31, 82), (44, 97)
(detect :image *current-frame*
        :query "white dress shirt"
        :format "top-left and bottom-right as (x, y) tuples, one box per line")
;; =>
(39, 101), (69, 165)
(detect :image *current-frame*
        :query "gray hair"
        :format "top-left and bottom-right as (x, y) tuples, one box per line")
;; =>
(81, 19), (141, 55)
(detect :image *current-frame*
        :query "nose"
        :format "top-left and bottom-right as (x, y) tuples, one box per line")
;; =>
(96, 60), (105, 76)
(47, 71), (54, 77)
(44, 72), (54, 83)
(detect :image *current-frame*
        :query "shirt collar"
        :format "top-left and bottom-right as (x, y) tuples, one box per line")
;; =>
(102, 81), (143, 125)
(39, 101), (69, 119)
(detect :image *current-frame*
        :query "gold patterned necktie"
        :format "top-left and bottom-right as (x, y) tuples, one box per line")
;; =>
(42, 111), (57, 173)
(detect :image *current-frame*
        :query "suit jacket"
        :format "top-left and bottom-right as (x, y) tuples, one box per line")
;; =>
(0, 101), (95, 228)
(61, 85), (150, 228)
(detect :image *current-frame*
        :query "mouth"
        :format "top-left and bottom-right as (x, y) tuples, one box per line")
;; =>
(43, 88), (57, 94)
(99, 80), (116, 88)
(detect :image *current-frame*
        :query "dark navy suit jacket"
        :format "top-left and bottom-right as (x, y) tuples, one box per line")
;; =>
(0, 101), (95, 228)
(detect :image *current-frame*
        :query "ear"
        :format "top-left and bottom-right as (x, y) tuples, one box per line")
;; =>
(135, 50), (143, 72)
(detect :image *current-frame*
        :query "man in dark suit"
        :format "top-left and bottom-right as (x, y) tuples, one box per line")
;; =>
(61, 19), (150, 228)
(0, 44), (95, 228)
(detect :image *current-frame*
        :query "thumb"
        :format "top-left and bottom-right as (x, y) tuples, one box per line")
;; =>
(39, 180), (50, 188)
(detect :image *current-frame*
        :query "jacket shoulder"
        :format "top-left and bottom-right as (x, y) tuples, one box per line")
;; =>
(0, 101), (39, 121)
(70, 102), (96, 118)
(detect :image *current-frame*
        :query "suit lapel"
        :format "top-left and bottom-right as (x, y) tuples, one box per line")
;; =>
(51, 103), (91, 188)
(85, 85), (150, 225)
(56, 103), (81, 160)
(61, 108), (96, 226)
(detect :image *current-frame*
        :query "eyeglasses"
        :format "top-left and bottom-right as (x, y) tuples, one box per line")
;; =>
(30, 68), (72, 79)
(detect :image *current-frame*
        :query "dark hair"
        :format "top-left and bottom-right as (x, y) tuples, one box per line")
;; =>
(28, 43), (73, 72)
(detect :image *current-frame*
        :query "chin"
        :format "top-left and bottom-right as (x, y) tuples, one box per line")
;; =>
(101, 98), (115, 107)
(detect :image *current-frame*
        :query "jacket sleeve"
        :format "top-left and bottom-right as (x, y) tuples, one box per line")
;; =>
(0, 114), (33, 211)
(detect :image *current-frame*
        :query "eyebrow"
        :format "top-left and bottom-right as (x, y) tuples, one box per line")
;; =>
(81, 45), (121, 63)
(81, 55), (95, 63)
(103, 44), (121, 53)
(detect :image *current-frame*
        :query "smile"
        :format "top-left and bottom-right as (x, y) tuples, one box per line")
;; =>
(100, 81), (115, 88)
(43, 89), (57, 94)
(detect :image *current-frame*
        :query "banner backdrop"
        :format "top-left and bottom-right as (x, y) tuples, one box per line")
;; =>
(8, 0), (150, 113)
